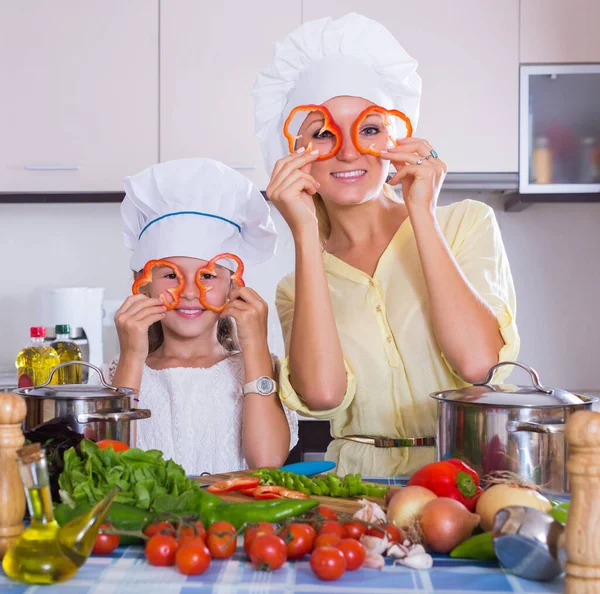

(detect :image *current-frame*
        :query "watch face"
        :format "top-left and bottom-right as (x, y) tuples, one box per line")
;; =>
(258, 377), (274, 394)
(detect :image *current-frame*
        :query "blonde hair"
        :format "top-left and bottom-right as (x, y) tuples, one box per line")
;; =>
(313, 183), (401, 247)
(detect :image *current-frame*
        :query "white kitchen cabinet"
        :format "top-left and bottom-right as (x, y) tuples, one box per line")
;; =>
(521, 0), (600, 64)
(160, 1), (301, 189)
(302, 1), (519, 173)
(0, 1), (159, 193)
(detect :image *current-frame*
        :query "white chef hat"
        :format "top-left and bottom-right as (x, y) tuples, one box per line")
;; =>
(253, 13), (422, 174)
(122, 158), (278, 271)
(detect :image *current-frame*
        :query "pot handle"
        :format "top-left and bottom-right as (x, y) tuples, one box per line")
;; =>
(37, 361), (116, 391)
(506, 420), (565, 434)
(474, 361), (552, 395)
(77, 409), (151, 423)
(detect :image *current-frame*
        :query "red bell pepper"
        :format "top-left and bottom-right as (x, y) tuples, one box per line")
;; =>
(195, 253), (245, 313)
(407, 458), (483, 511)
(351, 105), (413, 157)
(252, 486), (309, 500)
(131, 259), (185, 311)
(205, 476), (261, 494)
(283, 104), (342, 160)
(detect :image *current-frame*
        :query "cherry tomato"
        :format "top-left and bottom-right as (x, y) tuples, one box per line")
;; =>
(244, 522), (276, 557)
(310, 546), (347, 581)
(281, 523), (316, 560)
(144, 521), (176, 538)
(317, 506), (338, 520)
(96, 439), (129, 452)
(175, 542), (211, 576)
(195, 521), (207, 540)
(368, 523), (402, 543)
(342, 522), (368, 540)
(178, 527), (206, 547)
(145, 534), (179, 566)
(207, 521), (236, 537)
(207, 525), (237, 559)
(337, 538), (366, 571)
(92, 525), (119, 555)
(319, 521), (345, 539)
(313, 533), (341, 549)
(249, 534), (287, 571)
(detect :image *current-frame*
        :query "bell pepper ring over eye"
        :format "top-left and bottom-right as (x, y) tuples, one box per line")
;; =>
(131, 259), (185, 310)
(351, 105), (414, 157)
(196, 253), (246, 313)
(283, 104), (343, 161)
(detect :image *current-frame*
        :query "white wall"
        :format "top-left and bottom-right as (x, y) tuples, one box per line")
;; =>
(1, 196), (599, 393)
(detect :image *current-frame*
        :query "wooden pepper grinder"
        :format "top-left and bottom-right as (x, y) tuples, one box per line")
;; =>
(565, 410), (600, 594)
(0, 392), (27, 559)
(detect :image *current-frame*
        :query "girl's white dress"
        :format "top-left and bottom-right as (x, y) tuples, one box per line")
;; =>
(107, 353), (299, 476)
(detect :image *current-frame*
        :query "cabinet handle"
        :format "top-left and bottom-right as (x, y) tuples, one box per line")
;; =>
(24, 165), (80, 171)
(227, 164), (256, 170)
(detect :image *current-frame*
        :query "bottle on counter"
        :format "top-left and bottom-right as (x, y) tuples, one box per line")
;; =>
(532, 136), (553, 184)
(49, 325), (82, 384)
(579, 136), (599, 184)
(15, 327), (59, 388)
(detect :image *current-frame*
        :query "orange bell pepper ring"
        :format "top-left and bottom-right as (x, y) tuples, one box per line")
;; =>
(351, 105), (413, 157)
(195, 253), (245, 313)
(283, 104), (342, 160)
(131, 259), (184, 311)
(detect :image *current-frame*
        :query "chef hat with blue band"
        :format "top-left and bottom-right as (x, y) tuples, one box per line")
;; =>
(253, 13), (422, 175)
(121, 158), (278, 272)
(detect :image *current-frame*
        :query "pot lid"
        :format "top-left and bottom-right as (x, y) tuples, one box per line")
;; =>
(431, 361), (598, 408)
(14, 361), (137, 400)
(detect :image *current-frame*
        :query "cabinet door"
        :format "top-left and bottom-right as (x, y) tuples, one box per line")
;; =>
(521, 0), (600, 63)
(302, 1), (519, 173)
(160, 1), (301, 189)
(0, 1), (159, 192)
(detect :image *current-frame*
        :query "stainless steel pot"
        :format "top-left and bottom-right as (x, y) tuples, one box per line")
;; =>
(15, 361), (150, 447)
(430, 361), (598, 495)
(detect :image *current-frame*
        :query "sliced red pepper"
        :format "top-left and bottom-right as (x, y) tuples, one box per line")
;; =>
(283, 104), (342, 161)
(195, 253), (245, 314)
(407, 458), (483, 512)
(351, 105), (413, 157)
(252, 486), (309, 500)
(131, 259), (185, 311)
(205, 476), (261, 494)
(239, 487), (258, 497)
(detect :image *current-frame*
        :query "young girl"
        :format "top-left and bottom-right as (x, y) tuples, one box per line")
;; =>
(109, 157), (298, 475)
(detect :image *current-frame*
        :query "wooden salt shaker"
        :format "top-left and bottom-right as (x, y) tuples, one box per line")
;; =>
(0, 392), (27, 558)
(565, 410), (600, 594)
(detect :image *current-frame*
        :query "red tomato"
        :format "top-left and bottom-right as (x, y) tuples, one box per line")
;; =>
(342, 522), (368, 540)
(144, 521), (176, 538)
(175, 542), (211, 576)
(244, 522), (276, 557)
(319, 521), (345, 539)
(92, 525), (119, 555)
(195, 521), (207, 541)
(207, 525), (237, 559)
(96, 439), (129, 452)
(310, 546), (347, 581)
(337, 538), (366, 571)
(313, 533), (341, 549)
(368, 523), (402, 543)
(317, 506), (338, 520)
(145, 534), (179, 566)
(281, 523), (316, 560)
(207, 521), (236, 536)
(178, 527), (206, 547)
(249, 534), (287, 571)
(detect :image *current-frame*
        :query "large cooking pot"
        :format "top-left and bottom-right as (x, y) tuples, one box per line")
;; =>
(15, 361), (150, 447)
(431, 361), (597, 495)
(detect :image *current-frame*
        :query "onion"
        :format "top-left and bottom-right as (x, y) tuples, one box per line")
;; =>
(476, 483), (551, 531)
(385, 486), (402, 506)
(418, 497), (480, 554)
(387, 486), (438, 529)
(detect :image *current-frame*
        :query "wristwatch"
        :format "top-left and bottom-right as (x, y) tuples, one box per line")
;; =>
(243, 376), (278, 397)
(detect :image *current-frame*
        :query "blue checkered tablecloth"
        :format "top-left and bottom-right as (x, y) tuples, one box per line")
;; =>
(0, 477), (565, 593)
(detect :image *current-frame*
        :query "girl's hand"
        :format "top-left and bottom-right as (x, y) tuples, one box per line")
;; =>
(114, 294), (166, 360)
(266, 149), (321, 238)
(221, 286), (269, 354)
(381, 138), (447, 215)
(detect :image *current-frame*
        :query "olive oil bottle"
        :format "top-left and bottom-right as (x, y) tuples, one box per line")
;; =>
(50, 325), (82, 384)
(2, 443), (117, 585)
(15, 327), (59, 388)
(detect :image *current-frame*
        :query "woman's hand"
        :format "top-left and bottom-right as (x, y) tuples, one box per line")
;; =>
(221, 286), (269, 354)
(266, 149), (321, 238)
(114, 294), (166, 360)
(381, 138), (447, 215)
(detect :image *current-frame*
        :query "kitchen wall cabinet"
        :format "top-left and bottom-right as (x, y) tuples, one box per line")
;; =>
(302, 1), (519, 173)
(0, 1), (159, 192)
(159, 1), (301, 189)
(520, 0), (600, 64)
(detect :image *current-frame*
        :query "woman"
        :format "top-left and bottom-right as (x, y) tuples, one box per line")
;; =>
(253, 13), (519, 476)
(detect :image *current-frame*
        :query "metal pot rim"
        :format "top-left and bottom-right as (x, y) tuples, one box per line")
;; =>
(430, 390), (597, 409)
